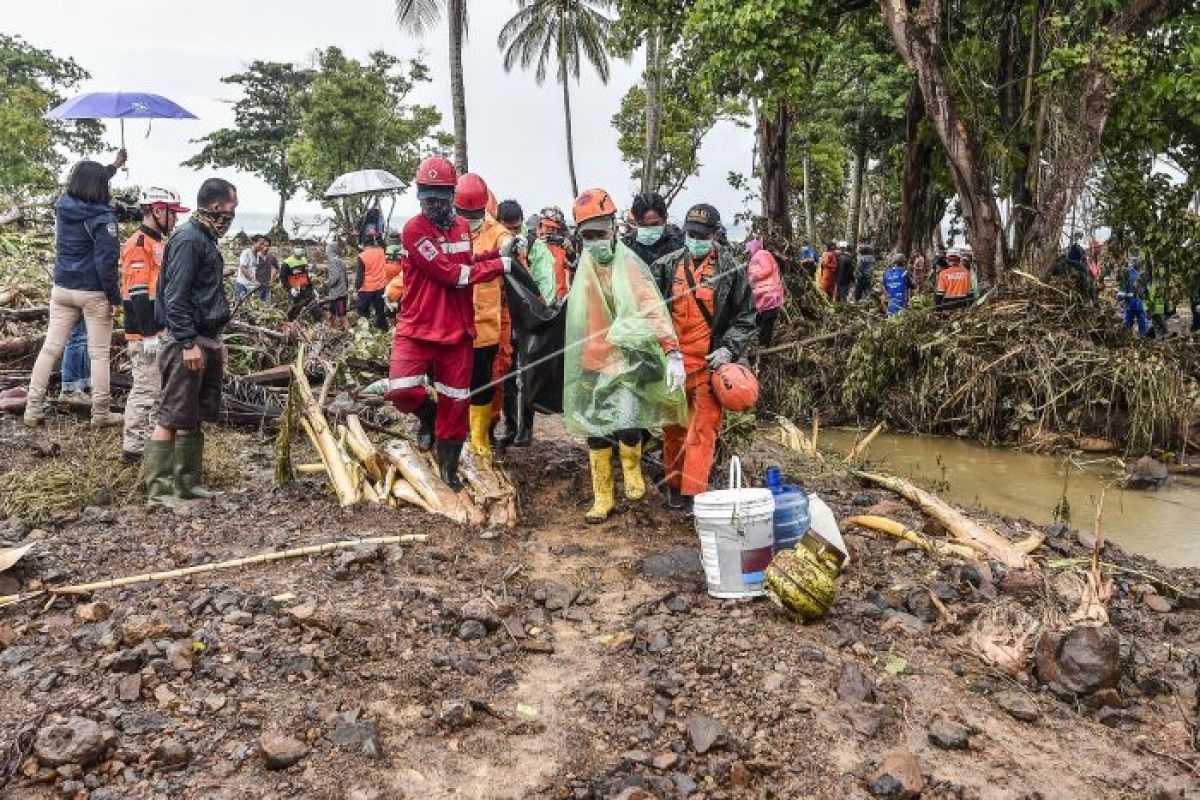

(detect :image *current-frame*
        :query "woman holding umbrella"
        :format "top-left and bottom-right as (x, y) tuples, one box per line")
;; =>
(24, 161), (125, 428)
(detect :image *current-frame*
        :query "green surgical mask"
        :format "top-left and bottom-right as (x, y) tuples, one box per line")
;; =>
(585, 240), (614, 263)
(685, 236), (713, 259)
(636, 225), (664, 246)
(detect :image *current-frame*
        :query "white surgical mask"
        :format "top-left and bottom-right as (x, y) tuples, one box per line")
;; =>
(468, 218), (484, 233)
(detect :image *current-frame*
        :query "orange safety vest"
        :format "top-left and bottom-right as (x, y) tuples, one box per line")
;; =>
(120, 227), (165, 341)
(669, 253), (716, 371)
(471, 216), (513, 348)
(936, 265), (972, 299)
(383, 257), (405, 283)
(547, 242), (571, 300)
(359, 246), (388, 292)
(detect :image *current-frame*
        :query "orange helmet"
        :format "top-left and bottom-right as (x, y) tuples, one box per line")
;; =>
(711, 363), (760, 412)
(454, 173), (489, 216)
(416, 156), (457, 188)
(573, 188), (616, 226)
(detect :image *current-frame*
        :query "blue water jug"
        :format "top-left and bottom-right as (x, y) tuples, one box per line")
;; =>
(770, 483), (810, 553)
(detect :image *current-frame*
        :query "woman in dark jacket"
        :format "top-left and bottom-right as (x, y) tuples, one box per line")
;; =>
(24, 161), (123, 427)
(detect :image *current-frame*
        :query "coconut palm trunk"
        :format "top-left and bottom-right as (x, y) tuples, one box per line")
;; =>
(448, 0), (468, 172)
(562, 69), (580, 198)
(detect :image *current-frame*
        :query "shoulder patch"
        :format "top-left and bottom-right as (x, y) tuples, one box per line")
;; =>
(416, 238), (439, 262)
(106, 222), (118, 238)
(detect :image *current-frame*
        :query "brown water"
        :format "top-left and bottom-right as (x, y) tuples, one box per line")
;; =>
(817, 430), (1200, 568)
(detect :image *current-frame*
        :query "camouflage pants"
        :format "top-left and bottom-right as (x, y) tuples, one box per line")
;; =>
(122, 341), (161, 455)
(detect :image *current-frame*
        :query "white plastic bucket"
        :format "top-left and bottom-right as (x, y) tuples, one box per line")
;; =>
(694, 458), (776, 599)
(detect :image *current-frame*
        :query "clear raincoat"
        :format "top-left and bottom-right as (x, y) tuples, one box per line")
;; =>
(563, 242), (687, 437)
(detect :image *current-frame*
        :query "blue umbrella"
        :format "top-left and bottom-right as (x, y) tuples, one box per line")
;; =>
(44, 91), (198, 149)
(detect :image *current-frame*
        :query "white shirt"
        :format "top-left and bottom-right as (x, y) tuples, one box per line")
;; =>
(237, 248), (257, 288)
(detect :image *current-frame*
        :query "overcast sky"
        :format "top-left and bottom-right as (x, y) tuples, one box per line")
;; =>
(10, 0), (756, 228)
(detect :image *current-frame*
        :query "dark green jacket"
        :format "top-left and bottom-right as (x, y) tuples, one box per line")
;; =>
(649, 245), (758, 361)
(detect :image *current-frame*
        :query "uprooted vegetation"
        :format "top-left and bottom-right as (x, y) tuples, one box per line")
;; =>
(759, 272), (1199, 455)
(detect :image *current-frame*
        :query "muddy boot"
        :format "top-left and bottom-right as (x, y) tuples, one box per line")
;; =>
(142, 440), (183, 510)
(415, 399), (436, 452)
(174, 430), (215, 500)
(619, 441), (646, 501)
(585, 448), (616, 524)
(91, 411), (123, 427)
(435, 439), (466, 492)
(514, 406), (534, 448)
(496, 387), (518, 449)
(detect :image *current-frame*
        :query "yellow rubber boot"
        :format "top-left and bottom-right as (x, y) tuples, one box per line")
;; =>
(619, 441), (646, 501)
(585, 448), (616, 524)
(468, 404), (492, 456)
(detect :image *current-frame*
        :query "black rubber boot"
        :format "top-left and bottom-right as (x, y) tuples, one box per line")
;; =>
(415, 399), (436, 452)
(435, 439), (465, 492)
(513, 407), (534, 448)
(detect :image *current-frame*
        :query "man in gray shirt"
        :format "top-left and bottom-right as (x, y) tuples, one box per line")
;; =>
(324, 238), (349, 329)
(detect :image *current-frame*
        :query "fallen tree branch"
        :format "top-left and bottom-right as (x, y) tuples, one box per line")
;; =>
(853, 470), (1035, 570)
(758, 328), (855, 357)
(845, 515), (981, 560)
(0, 534), (428, 608)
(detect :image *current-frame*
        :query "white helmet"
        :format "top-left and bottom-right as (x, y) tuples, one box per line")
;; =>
(138, 186), (188, 212)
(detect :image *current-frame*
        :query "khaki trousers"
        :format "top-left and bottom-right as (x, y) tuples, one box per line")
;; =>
(27, 286), (113, 419)
(122, 340), (161, 454)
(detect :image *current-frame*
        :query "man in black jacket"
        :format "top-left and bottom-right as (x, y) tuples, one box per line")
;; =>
(623, 192), (685, 267)
(142, 178), (237, 508)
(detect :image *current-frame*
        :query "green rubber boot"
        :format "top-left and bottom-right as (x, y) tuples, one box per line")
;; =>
(174, 430), (215, 500)
(142, 440), (183, 510)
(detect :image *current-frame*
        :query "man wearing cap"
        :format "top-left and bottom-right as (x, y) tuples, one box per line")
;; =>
(383, 157), (513, 491)
(120, 187), (188, 464)
(536, 206), (574, 300)
(649, 203), (757, 509)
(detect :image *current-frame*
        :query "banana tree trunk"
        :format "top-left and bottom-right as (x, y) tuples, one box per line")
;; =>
(562, 75), (579, 198)
(448, 0), (469, 173)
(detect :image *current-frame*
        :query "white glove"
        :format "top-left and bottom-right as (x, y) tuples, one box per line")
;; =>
(706, 347), (733, 370)
(666, 351), (686, 392)
(501, 256), (513, 274)
(384, 299), (398, 313)
(142, 337), (161, 356)
(289, 287), (300, 298)
(500, 236), (527, 258)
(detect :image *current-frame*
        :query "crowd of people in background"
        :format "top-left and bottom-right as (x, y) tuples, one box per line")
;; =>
(21, 149), (1195, 516)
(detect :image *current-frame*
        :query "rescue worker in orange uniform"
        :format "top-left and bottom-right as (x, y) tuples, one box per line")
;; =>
(934, 248), (976, 310)
(819, 242), (838, 298)
(563, 188), (687, 523)
(383, 157), (514, 491)
(537, 206), (574, 300)
(455, 173), (518, 458)
(649, 203), (757, 510)
(120, 187), (188, 463)
(280, 246), (317, 322)
(355, 234), (389, 329)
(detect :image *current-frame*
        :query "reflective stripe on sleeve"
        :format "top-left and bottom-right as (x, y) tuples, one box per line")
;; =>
(442, 241), (471, 254)
(457, 264), (472, 287)
(433, 382), (470, 400)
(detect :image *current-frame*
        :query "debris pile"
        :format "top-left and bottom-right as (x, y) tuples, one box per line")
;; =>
(761, 274), (1198, 453)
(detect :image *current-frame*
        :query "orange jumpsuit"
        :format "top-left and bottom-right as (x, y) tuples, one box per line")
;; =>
(662, 253), (723, 497)
(819, 250), (838, 298)
(470, 217), (513, 412)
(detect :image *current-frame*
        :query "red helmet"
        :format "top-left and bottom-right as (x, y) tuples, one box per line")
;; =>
(454, 173), (489, 212)
(415, 156), (457, 188)
(711, 363), (760, 412)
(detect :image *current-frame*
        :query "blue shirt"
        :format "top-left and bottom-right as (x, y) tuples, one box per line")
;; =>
(882, 266), (913, 314)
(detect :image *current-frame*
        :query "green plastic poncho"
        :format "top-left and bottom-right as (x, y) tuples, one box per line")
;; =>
(526, 237), (559, 304)
(563, 242), (688, 438)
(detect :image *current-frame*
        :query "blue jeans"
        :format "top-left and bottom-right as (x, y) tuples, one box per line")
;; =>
(61, 318), (91, 392)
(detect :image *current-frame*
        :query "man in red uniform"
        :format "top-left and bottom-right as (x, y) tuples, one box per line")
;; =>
(384, 156), (512, 491)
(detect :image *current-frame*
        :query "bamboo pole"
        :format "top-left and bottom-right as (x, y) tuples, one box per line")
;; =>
(845, 422), (886, 465)
(810, 408), (820, 458)
(274, 379), (300, 487)
(293, 363), (357, 506)
(0, 535), (428, 608)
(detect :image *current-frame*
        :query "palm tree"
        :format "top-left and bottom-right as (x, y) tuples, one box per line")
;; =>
(396, 0), (470, 172)
(498, 0), (614, 197)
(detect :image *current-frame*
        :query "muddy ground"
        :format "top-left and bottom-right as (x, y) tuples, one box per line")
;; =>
(0, 412), (1198, 800)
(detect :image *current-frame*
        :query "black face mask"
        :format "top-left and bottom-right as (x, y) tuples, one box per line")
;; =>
(421, 197), (455, 230)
